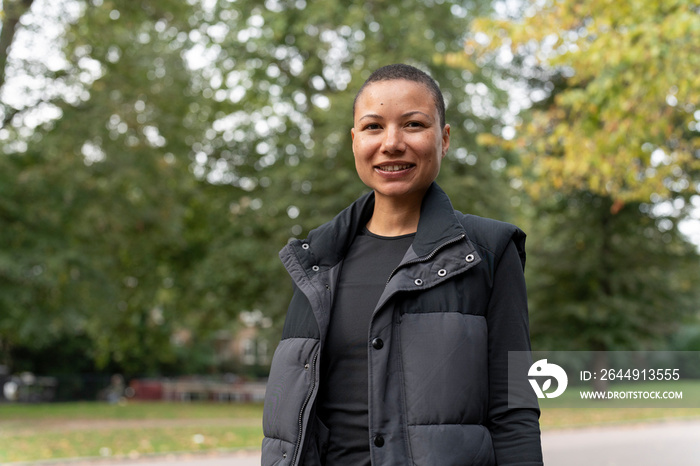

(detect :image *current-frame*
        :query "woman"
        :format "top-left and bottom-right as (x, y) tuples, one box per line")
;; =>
(262, 64), (543, 466)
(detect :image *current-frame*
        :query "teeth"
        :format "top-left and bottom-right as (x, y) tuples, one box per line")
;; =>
(379, 164), (411, 172)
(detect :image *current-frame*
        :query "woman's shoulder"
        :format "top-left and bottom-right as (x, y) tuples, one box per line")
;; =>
(454, 211), (526, 266)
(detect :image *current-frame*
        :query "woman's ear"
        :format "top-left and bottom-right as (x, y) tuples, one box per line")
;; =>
(351, 127), (357, 158)
(441, 124), (451, 158)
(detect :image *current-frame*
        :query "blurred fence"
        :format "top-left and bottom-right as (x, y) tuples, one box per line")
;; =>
(0, 372), (112, 402)
(0, 370), (266, 403)
(129, 376), (267, 403)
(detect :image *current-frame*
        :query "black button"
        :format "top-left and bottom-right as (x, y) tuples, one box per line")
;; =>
(374, 435), (385, 447)
(371, 338), (384, 350)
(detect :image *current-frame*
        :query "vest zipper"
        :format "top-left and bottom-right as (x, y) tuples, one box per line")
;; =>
(386, 233), (466, 285)
(292, 350), (318, 465)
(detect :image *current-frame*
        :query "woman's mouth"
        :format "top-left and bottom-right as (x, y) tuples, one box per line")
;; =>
(375, 163), (414, 173)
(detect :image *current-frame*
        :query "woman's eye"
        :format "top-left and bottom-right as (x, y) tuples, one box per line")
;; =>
(407, 121), (425, 128)
(364, 123), (381, 130)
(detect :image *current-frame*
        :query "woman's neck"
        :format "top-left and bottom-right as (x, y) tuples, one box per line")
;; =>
(366, 194), (423, 237)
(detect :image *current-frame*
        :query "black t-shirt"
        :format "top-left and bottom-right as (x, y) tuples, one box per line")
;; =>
(317, 228), (415, 466)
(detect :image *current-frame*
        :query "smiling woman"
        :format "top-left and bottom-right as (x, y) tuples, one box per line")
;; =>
(351, 79), (450, 236)
(262, 64), (543, 466)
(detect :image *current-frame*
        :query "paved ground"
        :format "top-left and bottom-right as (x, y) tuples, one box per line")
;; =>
(541, 419), (700, 465)
(20, 419), (700, 466)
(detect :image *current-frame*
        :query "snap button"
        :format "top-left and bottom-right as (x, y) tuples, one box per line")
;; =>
(414, 278), (423, 286)
(437, 269), (447, 277)
(282, 452), (287, 458)
(301, 243), (309, 250)
(465, 254), (475, 263)
(374, 435), (385, 447)
(304, 363), (309, 370)
(371, 338), (384, 350)
(312, 265), (320, 272)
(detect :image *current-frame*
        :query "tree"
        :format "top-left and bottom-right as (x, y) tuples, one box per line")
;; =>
(469, 0), (700, 203)
(466, 0), (700, 380)
(174, 0), (520, 334)
(1, 0), (521, 375)
(0, 0), (209, 374)
(524, 193), (698, 351)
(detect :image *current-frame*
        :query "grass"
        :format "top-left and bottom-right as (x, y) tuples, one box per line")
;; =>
(1, 398), (700, 463)
(540, 407), (700, 430)
(537, 379), (700, 408)
(538, 379), (700, 429)
(0, 400), (264, 421)
(0, 402), (264, 463)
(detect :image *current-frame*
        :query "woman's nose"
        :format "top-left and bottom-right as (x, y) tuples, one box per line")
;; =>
(381, 126), (405, 153)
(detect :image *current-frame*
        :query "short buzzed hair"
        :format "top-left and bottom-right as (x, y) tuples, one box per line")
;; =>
(353, 64), (446, 127)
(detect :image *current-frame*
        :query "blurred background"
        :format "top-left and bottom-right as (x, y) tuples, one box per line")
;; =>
(1, 0), (699, 462)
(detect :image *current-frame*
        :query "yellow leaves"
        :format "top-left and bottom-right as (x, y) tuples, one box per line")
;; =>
(476, 132), (502, 147)
(465, 0), (700, 203)
(477, 132), (518, 151)
(504, 86), (700, 203)
(432, 52), (477, 72)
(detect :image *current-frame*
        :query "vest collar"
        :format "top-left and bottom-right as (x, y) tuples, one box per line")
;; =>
(295, 182), (466, 270)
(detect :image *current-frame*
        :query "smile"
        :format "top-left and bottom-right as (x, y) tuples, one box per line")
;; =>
(376, 164), (414, 172)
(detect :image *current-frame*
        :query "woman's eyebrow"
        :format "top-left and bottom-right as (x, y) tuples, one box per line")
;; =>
(402, 111), (432, 120)
(359, 113), (383, 121)
(359, 111), (432, 121)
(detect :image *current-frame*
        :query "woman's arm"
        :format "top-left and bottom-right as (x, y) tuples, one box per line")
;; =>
(486, 240), (543, 465)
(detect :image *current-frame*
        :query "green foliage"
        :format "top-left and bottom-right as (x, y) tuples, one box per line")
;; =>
(180, 0), (517, 334)
(3, 0), (699, 375)
(1, 0), (515, 375)
(466, 0), (700, 351)
(1, 0), (209, 374)
(525, 193), (699, 351)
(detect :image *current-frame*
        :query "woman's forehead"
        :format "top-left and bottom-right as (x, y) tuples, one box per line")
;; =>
(359, 79), (431, 98)
(355, 80), (437, 115)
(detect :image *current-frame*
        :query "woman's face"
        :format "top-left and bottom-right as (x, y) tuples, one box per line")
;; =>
(351, 79), (450, 206)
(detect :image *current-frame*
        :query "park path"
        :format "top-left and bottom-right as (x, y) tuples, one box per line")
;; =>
(12, 419), (700, 466)
(541, 418), (700, 465)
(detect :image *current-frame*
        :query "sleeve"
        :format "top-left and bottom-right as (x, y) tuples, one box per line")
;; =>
(486, 239), (543, 465)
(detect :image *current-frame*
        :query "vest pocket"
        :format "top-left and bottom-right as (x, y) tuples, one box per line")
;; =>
(407, 424), (495, 466)
(399, 312), (489, 425)
(301, 416), (330, 465)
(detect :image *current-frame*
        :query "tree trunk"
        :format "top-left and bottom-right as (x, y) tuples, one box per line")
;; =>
(591, 350), (609, 393)
(0, 0), (35, 90)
